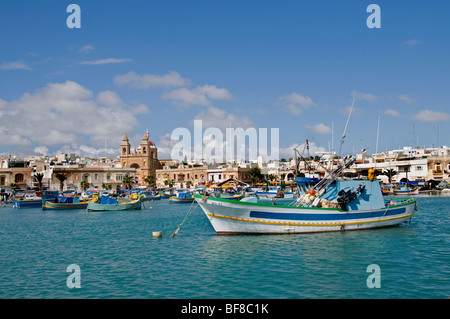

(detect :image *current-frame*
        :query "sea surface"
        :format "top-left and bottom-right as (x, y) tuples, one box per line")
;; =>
(0, 194), (449, 299)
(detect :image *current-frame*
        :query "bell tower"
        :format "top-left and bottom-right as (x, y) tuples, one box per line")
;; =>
(120, 133), (131, 156)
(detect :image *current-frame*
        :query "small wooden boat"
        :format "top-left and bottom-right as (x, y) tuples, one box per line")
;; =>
(393, 186), (419, 195)
(42, 195), (88, 210)
(87, 194), (142, 211)
(12, 190), (58, 208)
(169, 191), (194, 203)
(160, 188), (176, 198)
(140, 192), (161, 200)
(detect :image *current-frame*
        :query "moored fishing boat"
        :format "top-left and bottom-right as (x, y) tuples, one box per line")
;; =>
(393, 186), (419, 195)
(195, 156), (417, 235)
(42, 195), (88, 210)
(12, 190), (58, 208)
(87, 193), (142, 211)
(169, 191), (194, 203)
(195, 179), (416, 235)
(160, 188), (176, 198)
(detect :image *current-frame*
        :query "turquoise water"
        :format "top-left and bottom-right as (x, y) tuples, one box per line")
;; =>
(0, 195), (448, 299)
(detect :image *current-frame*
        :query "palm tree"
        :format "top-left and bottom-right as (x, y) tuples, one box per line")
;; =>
(382, 169), (397, 184)
(144, 175), (156, 187)
(164, 178), (175, 188)
(54, 173), (68, 191)
(249, 167), (263, 186)
(33, 173), (44, 190)
(101, 183), (112, 190)
(122, 174), (135, 190)
(185, 180), (193, 189)
(80, 180), (90, 191)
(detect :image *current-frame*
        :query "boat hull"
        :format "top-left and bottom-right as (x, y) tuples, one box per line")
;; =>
(12, 199), (43, 208)
(42, 200), (88, 210)
(194, 196), (416, 235)
(169, 196), (194, 203)
(142, 194), (161, 201)
(86, 200), (141, 211)
(394, 189), (419, 195)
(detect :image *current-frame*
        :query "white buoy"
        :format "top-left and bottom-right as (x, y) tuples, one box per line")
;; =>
(152, 231), (162, 238)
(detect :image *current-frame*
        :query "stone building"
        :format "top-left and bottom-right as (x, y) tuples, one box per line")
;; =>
(119, 131), (162, 185)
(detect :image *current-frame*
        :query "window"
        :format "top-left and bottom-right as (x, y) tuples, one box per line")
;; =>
(123, 148), (127, 154)
(94, 174), (98, 180)
(107, 174), (111, 181)
(143, 147), (146, 154)
(116, 175), (123, 181)
(15, 174), (24, 183)
(0, 176), (5, 186)
(415, 166), (423, 171)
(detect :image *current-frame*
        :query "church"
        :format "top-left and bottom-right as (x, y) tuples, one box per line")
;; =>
(120, 131), (162, 186)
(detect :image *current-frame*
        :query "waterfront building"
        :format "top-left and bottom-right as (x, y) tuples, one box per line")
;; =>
(0, 157), (33, 189)
(50, 163), (136, 191)
(119, 131), (162, 185)
(156, 162), (208, 188)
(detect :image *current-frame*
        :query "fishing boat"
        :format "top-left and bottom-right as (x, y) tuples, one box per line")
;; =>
(87, 193), (142, 212)
(169, 191), (195, 203)
(393, 186), (419, 195)
(160, 188), (176, 198)
(42, 195), (88, 210)
(12, 190), (58, 208)
(194, 157), (417, 235)
(141, 191), (161, 200)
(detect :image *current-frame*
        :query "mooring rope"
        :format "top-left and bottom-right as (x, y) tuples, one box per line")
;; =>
(170, 199), (199, 238)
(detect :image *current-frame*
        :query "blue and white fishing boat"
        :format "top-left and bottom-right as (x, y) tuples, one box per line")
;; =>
(12, 190), (58, 208)
(194, 157), (417, 234)
(42, 195), (88, 210)
(169, 191), (195, 203)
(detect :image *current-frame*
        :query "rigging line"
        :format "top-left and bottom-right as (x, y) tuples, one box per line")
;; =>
(338, 96), (356, 159)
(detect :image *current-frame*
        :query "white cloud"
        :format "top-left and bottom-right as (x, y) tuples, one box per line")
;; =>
(193, 106), (253, 130)
(57, 143), (119, 158)
(413, 109), (450, 122)
(339, 105), (363, 117)
(80, 58), (132, 65)
(78, 44), (95, 53)
(279, 142), (326, 159)
(114, 71), (190, 89)
(0, 61), (32, 70)
(279, 93), (316, 115)
(131, 103), (150, 114)
(305, 123), (331, 135)
(163, 85), (233, 107)
(402, 39), (421, 47)
(97, 90), (123, 108)
(34, 146), (49, 156)
(384, 109), (399, 117)
(398, 95), (414, 104)
(351, 90), (377, 102)
(0, 81), (140, 148)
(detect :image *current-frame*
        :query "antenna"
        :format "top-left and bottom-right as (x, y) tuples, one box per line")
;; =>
(376, 114), (380, 155)
(338, 96), (356, 158)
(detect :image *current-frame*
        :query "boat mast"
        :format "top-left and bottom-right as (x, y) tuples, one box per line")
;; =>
(338, 97), (356, 159)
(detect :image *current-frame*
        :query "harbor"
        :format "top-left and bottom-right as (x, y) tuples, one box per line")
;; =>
(0, 192), (448, 299)
(1, 1), (450, 303)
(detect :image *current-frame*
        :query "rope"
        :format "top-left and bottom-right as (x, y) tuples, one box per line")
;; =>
(170, 199), (199, 238)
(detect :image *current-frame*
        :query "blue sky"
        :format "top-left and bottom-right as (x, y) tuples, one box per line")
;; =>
(1, 0), (449, 160)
